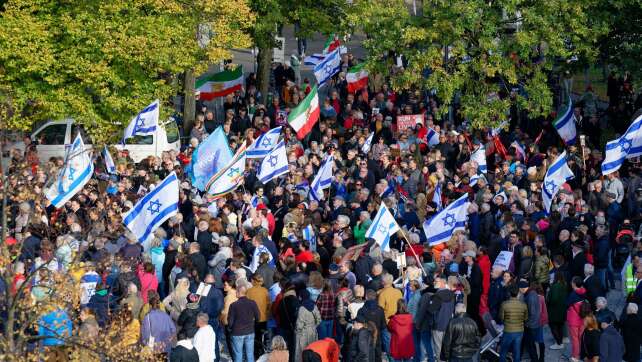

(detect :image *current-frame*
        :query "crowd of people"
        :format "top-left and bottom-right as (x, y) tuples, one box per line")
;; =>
(2, 50), (642, 362)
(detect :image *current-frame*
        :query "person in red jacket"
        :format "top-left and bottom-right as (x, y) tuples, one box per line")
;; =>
(387, 299), (415, 362)
(477, 247), (492, 316)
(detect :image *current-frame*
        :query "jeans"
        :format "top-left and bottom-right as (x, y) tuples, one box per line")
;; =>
(449, 358), (473, 362)
(231, 334), (254, 362)
(523, 327), (540, 362)
(381, 328), (391, 354)
(413, 329), (435, 362)
(499, 331), (522, 362)
(432, 330), (444, 360)
(317, 319), (333, 340)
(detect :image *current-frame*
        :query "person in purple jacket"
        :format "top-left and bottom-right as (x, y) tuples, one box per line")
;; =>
(141, 292), (176, 358)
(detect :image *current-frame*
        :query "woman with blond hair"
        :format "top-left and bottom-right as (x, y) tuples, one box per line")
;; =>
(163, 277), (190, 321)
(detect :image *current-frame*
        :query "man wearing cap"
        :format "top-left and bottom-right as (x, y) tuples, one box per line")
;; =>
(460, 250), (483, 333)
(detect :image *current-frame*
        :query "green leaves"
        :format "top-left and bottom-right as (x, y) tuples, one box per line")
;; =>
(0, 0), (253, 144)
(349, 0), (607, 129)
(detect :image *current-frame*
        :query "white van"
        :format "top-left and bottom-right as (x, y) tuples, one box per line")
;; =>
(28, 118), (180, 163)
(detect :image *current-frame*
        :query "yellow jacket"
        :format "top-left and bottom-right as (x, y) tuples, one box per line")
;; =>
(378, 286), (403, 322)
(247, 285), (271, 322)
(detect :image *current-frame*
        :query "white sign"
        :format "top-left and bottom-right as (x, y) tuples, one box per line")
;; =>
(493, 251), (513, 271)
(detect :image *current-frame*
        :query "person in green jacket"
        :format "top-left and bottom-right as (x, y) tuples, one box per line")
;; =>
(546, 271), (568, 350)
(353, 211), (372, 245)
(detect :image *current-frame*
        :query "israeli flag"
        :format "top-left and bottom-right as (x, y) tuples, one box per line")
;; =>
(362, 132), (374, 154)
(542, 151), (574, 214)
(102, 146), (116, 174)
(247, 127), (282, 159)
(303, 224), (317, 252)
(423, 194), (470, 246)
(309, 155), (334, 201)
(432, 182), (442, 210)
(304, 53), (326, 66)
(366, 202), (401, 251)
(469, 174), (482, 187)
(45, 134), (94, 208)
(258, 140), (289, 184)
(123, 99), (160, 142)
(314, 49), (341, 86)
(553, 97), (577, 145)
(426, 127), (440, 146)
(601, 114), (642, 175)
(191, 127), (234, 191)
(470, 144), (487, 173)
(205, 144), (247, 198)
(123, 172), (179, 243)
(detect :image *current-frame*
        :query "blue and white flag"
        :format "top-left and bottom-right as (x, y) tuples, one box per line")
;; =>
(366, 202), (401, 251)
(102, 146), (116, 174)
(426, 127), (440, 146)
(123, 99), (160, 142)
(247, 127), (282, 159)
(470, 144), (487, 173)
(553, 97), (577, 146)
(45, 134), (94, 208)
(601, 114), (642, 175)
(309, 155), (334, 201)
(303, 224), (317, 252)
(205, 143), (247, 198)
(258, 140), (289, 184)
(122, 172), (179, 243)
(542, 151), (574, 214)
(362, 132), (374, 154)
(191, 127), (234, 191)
(469, 174), (482, 187)
(491, 120), (509, 137)
(432, 182), (442, 210)
(304, 53), (325, 66)
(314, 49), (341, 86)
(423, 194), (470, 246)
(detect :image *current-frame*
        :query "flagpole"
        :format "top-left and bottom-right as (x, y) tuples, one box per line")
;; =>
(399, 229), (428, 277)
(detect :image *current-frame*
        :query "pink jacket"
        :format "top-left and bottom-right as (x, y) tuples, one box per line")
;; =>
(137, 267), (159, 303)
(565, 287), (587, 327)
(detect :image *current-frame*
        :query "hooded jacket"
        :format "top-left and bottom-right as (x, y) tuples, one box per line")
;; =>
(566, 287), (587, 327)
(388, 313), (415, 359)
(428, 288), (455, 332)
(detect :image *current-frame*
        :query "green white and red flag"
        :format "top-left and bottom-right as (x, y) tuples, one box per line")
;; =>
(346, 63), (369, 93)
(288, 85), (320, 140)
(196, 66), (243, 100)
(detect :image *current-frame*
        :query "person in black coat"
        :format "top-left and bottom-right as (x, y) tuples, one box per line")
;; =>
(170, 331), (200, 362)
(177, 294), (201, 338)
(460, 250), (484, 333)
(86, 282), (115, 328)
(188, 243), (208, 282)
(349, 314), (376, 362)
(568, 240), (588, 280)
(621, 303), (642, 362)
(357, 289), (385, 362)
(584, 264), (605, 309)
(277, 282), (300, 362)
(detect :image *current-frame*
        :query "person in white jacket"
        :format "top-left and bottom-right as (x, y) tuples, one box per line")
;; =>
(193, 312), (216, 362)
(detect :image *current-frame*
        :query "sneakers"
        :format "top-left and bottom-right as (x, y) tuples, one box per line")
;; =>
(549, 343), (564, 350)
(563, 337), (570, 344)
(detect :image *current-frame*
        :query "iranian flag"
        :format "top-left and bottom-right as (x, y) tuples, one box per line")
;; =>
(346, 63), (369, 93)
(196, 66), (243, 100)
(288, 85), (320, 140)
(322, 35), (341, 55)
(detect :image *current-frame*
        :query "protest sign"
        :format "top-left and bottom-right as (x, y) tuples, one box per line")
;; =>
(493, 251), (513, 271)
(397, 114), (424, 131)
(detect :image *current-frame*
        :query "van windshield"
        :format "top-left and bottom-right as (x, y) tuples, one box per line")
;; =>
(124, 135), (153, 145)
(165, 121), (179, 144)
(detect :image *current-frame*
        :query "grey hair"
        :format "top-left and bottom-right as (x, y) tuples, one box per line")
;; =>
(271, 335), (287, 351)
(455, 303), (467, 315)
(596, 297), (607, 308)
(197, 312), (209, 324)
(382, 273), (394, 286)
(70, 223), (82, 233)
(584, 263), (594, 276)
(627, 302), (638, 314)
(218, 236), (231, 247)
(360, 211), (370, 219)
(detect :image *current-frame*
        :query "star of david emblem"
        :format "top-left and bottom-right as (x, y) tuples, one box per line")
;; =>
(227, 167), (240, 178)
(268, 155), (279, 167)
(147, 199), (161, 214)
(67, 167), (76, 181)
(377, 224), (388, 235)
(545, 180), (556, 194)
(134, 115), (145, 133)
(442, 213), (456, 228)
(261, 137), (272, 147)
(619, 137), (632, 153)
(324, 64), (334, 75)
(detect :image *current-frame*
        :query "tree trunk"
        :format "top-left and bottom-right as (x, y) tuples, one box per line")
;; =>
(257, 45), (273, 104)
(0, 126), (15, 354)
(183, 69), (196, 135)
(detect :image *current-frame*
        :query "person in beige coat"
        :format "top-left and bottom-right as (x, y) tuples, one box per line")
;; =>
(295, 290), (321, 362)
(162, 277), (190, 321)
